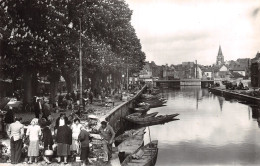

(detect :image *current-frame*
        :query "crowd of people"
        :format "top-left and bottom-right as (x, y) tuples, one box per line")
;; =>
(5, 110), (115, 165)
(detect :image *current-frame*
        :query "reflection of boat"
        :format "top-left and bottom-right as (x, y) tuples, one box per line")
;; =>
(118, 128), (146, 157)
(124, 114), (179, 126)
(115, 127), (146, 146)
(121, 140), (158, 166)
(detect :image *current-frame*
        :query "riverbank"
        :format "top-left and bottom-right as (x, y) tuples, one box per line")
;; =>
(0, 86), (147, 166)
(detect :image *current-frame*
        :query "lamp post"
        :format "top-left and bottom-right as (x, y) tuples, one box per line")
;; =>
(68, 20), (83, 112)
(126, 56), (129, 92)
(79, 19), (83, 113)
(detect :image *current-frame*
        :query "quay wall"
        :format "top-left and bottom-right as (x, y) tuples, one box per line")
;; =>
(209, 87), (260, 104)
(101, 85), (146, 133)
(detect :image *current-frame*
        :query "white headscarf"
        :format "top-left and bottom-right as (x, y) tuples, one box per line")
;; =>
(30, 118), (39, 125)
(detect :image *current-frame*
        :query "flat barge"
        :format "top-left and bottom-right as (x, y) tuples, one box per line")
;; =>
(208, 87), (260, 105)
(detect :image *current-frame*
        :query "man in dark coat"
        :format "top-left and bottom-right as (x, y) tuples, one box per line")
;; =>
(34, 99), (42, 118)
(56, 123), (72, 164)
(42, 102), (51, 120)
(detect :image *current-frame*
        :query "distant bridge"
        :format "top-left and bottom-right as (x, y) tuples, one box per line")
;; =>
(154, 79), (214, 88)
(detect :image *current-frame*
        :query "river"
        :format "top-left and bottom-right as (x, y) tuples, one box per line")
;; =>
(143, 86), (260, 166)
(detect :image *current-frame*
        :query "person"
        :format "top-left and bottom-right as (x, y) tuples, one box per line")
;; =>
(58, 94), (64, 107)
(65, 93), (72, 109)
(71, 118), (82, 154)
(8, 117), (24, 164)
(4, 106), (14, 135)
(42, 102), (51, 121)
(55, 113), (68, 133)
(98, 121), (115, 162)
(26, 118), (42, 164)
(78, 124), (90, 166)
(34, 99), (42, 118)
(88, 90), (93, 104)
(56, 122), (72, 164)
(41, 122), (54, 164)
(71, 91), (76, 103)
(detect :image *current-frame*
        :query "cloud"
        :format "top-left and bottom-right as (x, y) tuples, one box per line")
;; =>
(126, 0), (260, 65)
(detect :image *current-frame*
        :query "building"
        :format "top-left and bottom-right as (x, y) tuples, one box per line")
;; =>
(251, 52), (260, 87)
(229, 67), (246, 76)
(203, 69), (213, 79)
(162, 64), (175, 80)
(216, 46), (224, 66)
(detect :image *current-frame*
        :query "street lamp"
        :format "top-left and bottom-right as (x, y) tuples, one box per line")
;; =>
(69, 20), (83, 113)
(79, 19), (83, 113)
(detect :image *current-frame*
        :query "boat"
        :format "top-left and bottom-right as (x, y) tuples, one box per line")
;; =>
(121, 140), (158, 166)
(118, 127), (146, 157)
(134, 105), (150, 113)
(124, 113), (179, 126)
(142, 100), (165, 108)
(127, 112), (158, 119)
(115, 127), (146, 146)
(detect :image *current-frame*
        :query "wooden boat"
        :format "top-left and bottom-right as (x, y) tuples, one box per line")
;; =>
(115, 127), (146, 146)
(127, 112), (158, 119)
(118, 127), (146, 156)
(121, 140), (158, 166)
(134, 105), (150, 113)
(124, 113), (179, 126)
(142, 100), (164, 108)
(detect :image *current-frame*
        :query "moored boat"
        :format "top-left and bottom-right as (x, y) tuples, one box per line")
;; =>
(127, 112), (159, 119)
(142, 100), (165, 108)
(121, 140), (159, 166)
(115, 127), (146, 146)
(124, 113), (179, 126)
(134, 105), (150, 113)
(118, 127), (146, 157)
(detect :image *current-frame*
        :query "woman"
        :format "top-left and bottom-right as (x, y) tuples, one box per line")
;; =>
(42, 122), (54, 164)
(56, 121), (72, 164)
(4, 106), (14, 135)
(71, 118), (82, 154)
(78, 124), (90, 166)
(26, 118), (42, 164)
(55, 113), (68, 134)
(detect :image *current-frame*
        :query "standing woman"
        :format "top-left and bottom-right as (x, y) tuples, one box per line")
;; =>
(78, 124), (90, 166)
(56, 122), (72, 164)
(26, 118), (42, 164)
(42, 122), (54, 164)
(71, 118), (82, 154)
(4, 106), (14, 135)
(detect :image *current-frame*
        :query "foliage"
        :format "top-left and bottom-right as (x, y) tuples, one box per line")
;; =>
(0, 0), (145, 90)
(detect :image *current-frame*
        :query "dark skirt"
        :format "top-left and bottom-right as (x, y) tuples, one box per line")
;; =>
(57, 143), (70, 156)
(80, 147), (89, 161)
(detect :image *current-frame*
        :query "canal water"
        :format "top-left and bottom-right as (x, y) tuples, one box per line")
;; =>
(143, 86), (260, 166)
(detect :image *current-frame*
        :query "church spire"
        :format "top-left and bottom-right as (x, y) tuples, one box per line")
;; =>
(216, 45), (224, 65)
(218, 45), (223, 56)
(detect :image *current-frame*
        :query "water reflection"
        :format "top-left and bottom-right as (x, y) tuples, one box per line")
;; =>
(143, 86), (260, 166)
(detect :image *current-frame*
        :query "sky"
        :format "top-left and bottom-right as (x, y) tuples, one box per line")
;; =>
(125, 0), (260, 66)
